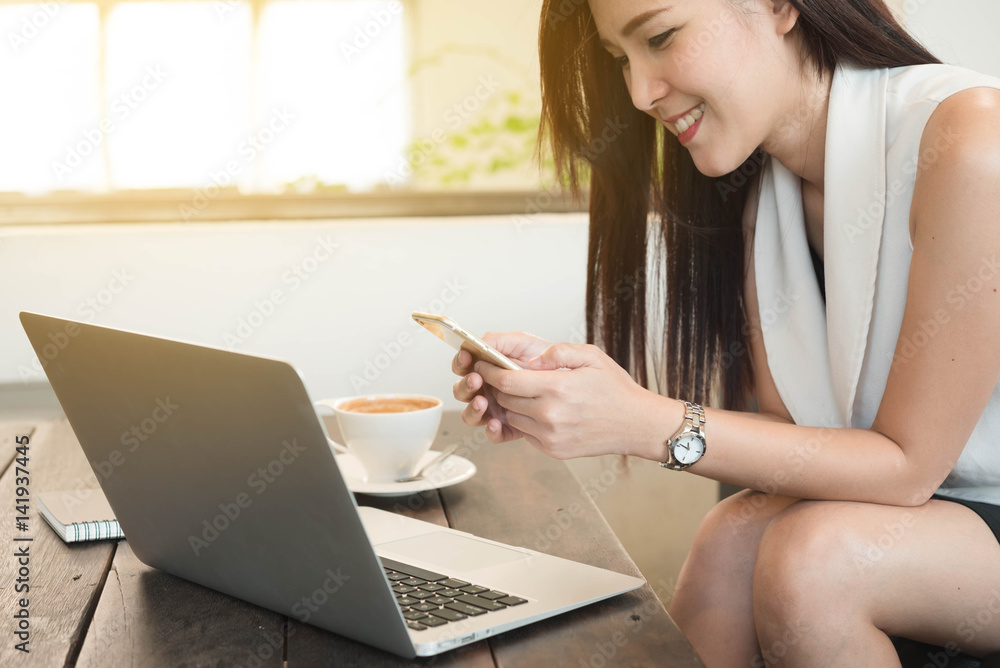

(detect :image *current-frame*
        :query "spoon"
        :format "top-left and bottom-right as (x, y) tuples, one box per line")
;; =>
(395, 443), (460, 483)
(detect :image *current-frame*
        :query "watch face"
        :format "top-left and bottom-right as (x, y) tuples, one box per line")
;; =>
(674, 435), (706, 465)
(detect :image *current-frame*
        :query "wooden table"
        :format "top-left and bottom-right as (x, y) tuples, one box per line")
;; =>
(0, 413), (704, 667)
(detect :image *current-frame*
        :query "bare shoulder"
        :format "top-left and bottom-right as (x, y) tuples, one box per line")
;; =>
(919, 86), (1000, 173)
(912, 86), (1000, 241)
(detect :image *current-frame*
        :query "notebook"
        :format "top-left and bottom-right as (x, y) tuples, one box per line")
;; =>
(37, 489), (124, 543)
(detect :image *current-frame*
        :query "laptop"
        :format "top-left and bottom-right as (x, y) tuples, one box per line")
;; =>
(20, 311), (645, 658)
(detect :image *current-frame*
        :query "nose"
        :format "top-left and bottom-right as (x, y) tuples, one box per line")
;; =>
(626, 57), (670, 114)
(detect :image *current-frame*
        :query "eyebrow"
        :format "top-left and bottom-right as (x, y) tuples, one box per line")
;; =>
(599, 6), (673, 48)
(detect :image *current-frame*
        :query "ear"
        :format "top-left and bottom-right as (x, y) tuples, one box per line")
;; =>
(770, 0), (800, 37)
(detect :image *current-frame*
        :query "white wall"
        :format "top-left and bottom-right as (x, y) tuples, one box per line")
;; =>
(0, 214), (588, 407)
(904, 0), (1000, 77)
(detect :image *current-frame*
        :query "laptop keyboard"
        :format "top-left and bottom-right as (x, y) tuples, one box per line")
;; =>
(380, 557), (528, 631)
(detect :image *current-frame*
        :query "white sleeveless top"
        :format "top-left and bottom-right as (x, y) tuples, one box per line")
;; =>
(754, 62), (1000, 505)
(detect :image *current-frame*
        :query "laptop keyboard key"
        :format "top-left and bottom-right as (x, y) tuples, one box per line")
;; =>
(427, 596), (451, 605)
(386, 572), (409, 581)
(407, 621), (428, 631)
(421, 615), (448, 627)
(419, 583), (445, 592)
(440, 588), (463, 597)
(409, 590), (436, 600)
(396, 596), (420, 607)
(428, 607), (468, 621)
(412, 602), (438, 612)
(439, 578), (470, 588)
(401, 578), (427, 586)
(403, 611), (428, 620)
(454, 594), (506, 611)
(392, 585), (417, 594)
(445, 601), (487, 616)
(459, 585), (488, 595)
(478, 590), (507, 600)
(497, 596), (527, 606)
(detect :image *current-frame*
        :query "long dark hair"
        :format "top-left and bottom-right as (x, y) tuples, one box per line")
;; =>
(538, 0), (940, 412)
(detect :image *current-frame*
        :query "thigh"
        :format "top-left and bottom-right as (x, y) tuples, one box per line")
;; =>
(760, 497), (1000, 656)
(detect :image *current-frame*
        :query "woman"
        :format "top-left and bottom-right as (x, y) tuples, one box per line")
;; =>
(451, 0), (1000, 665)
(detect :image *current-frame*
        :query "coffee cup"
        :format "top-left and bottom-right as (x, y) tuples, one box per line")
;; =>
(316, 394), (443, 483)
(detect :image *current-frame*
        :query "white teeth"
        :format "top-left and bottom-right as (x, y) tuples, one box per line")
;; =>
(673, 102), (706, 134)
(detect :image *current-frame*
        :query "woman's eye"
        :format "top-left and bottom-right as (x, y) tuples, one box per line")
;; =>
(648, 28), (676, 49)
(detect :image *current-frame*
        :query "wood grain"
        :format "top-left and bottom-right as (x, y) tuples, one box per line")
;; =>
(1, 413), (702, 666)
(76, 540), (286, 668)
(0, 420), (115, 666)
(437, 414), (705, 668)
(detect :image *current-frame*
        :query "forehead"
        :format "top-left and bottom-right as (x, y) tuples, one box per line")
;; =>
(589, 0), (677, 39)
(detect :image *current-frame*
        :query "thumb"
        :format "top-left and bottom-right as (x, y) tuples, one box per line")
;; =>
(528, 343), (595, 370)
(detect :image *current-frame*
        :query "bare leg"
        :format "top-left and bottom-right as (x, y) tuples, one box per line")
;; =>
(669, 490), (800, 667)
(753, 499), (1000, 667)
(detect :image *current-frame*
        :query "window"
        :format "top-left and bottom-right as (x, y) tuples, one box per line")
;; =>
(0, 0), (577, 223)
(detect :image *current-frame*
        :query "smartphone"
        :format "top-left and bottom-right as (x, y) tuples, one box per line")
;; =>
(411, 311), (522, 371)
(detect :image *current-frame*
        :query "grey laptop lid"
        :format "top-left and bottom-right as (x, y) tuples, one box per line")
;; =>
(20, 311), (418, 658)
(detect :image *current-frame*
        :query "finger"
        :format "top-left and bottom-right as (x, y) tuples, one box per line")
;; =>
(451, 349), (474, 376)
(528, 342), (598, 370)
(505, 409), (540, 438)
(482, 331), (549, 361)
(475, 360), (540, 398)
(452, 372), (483, 403)
(461, 395), (489, 427)
(492, 388), (534, 416)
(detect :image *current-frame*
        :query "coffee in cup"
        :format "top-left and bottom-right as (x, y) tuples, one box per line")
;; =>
(319, 394), (443, 484)
(338, 396), (438, 414)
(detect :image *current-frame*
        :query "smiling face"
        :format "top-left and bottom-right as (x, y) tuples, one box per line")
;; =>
(589, 0), (806, 177)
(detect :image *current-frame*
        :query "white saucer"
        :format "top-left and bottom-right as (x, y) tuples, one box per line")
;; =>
(334, 449), (477, 497)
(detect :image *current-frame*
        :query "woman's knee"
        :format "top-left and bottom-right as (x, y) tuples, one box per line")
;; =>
(753, 501), (861, 635)
(684, 490), (800, 575)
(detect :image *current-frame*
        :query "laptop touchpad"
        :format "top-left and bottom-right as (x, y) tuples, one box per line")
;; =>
(379, 531), (530, 572)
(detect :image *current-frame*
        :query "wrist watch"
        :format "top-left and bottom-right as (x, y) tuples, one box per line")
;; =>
(659, 400), (706, 471)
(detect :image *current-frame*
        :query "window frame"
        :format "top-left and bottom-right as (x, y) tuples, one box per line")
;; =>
(1, 0), (585, 224)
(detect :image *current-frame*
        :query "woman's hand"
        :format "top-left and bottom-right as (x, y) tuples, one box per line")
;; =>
(473, 342), (670, 459)
(451, 331), (552, 442)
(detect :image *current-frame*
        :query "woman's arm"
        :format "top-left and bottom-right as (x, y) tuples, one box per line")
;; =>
(477, 87), (1000, 508)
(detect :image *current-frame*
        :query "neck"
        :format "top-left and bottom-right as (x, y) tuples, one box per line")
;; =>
(760, 66), (833, 191)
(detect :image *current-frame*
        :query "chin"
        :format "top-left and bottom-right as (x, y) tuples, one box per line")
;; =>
(690, 148), (751, 180)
